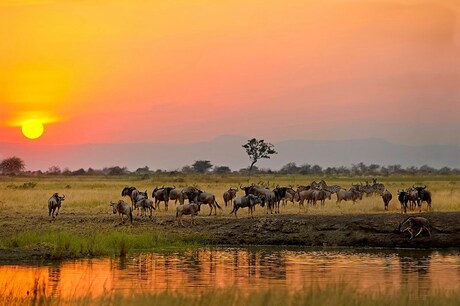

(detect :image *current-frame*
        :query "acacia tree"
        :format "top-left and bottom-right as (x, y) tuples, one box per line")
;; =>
(0, 157), (25, 175)
(192, 160), (213, 173)
(242, 138), (277, 176)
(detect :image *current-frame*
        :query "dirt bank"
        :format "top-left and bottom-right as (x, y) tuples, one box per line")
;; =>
(1, 211), (459, 255)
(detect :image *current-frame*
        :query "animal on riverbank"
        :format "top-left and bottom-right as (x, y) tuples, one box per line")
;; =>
(381, 189), (392, 210)
(48, 193), (65, 218)
(231, 194), (265, 218)
(134, 197), (155, 218)
(223, 187), (238, 207)
(176, 203), (200, 226)
(336, 188), (361, 204)
(187, 189), (222, 216)
(397, 190), (409, 214)
(152, 186), (175, 211)
(121, 186), (139, 208)
(398, 216), (432, 239)
(110, 200), (133, 225)
(413, 185), (432, 212)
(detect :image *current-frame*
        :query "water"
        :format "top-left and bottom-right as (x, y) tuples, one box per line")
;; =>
(1, 248), (459, 299)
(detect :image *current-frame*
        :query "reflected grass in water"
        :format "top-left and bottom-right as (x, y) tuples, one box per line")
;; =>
(2, 285), (459, 306)
(2, 230), (205, 258)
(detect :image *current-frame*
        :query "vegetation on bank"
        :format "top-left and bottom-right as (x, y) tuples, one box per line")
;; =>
(0, 230), (208, 259)
(2, 285), (459, 306)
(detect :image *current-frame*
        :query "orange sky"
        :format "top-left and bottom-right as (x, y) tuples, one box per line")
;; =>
(1, 0), (459, 145)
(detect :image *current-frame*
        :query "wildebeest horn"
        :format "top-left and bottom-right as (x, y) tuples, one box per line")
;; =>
(422, 185), (426, 189)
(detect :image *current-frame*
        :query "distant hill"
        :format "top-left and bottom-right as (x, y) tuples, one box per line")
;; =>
(0, 135), (459, 171)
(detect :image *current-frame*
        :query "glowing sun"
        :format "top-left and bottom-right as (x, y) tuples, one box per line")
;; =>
(21, 120), (44, 139)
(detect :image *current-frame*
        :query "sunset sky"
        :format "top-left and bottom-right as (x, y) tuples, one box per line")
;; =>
(1, 0), (459, 146)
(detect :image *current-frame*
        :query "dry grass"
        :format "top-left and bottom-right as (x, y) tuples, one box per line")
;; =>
(0, 175), (458, 218)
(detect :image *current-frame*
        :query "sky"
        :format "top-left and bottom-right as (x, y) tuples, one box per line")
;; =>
(1, 0), (459, 147)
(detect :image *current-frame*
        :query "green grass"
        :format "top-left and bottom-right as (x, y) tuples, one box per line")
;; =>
(1, 230), (206, 259)
(1, 285), (459, 306)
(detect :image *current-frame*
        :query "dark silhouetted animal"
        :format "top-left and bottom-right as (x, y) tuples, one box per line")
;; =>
(398, 216), (432, 239)
(48, 193), (65, 218)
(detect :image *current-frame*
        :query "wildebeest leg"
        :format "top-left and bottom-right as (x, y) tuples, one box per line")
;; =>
(414, 227), (424, 238)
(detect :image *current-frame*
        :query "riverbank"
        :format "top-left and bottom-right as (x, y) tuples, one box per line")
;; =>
(1, 212), (459, 260)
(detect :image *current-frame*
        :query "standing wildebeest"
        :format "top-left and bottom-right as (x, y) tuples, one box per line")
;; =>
(223, 187), (238, 207)
(336, 188), (361, 204)
(187, 189), (222, 216)
(152, 186), (175, 211)
(295, 189), (315, 207)
(381, 189), (392, 210)
(405, 188), (419, 211)
(134, 197), (155, 218)
(372, 178), (385, 195)
(412, 185), (432, 212)
(110, 200), (133, 225)
(398, 216), (432, 239)
(231, 194), (265, 218)
(397, 190), (409, 214)
(48, 193), (65, 218)
(121, 186), (139, 208)
(247, 186), (277, 214)
(176, 203), (200, 226)
(312, 188), (328, 207)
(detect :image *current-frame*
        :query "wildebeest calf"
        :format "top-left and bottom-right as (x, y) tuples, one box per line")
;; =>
(110, 200), (133, 225)
(48, 193), (65, 218)
(134, 197), (155, 218)
(398, 216), (431, 240)
(176, 203), (200, 226)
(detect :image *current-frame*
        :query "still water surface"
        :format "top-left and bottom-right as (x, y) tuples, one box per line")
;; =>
(1, 248), (459, 298)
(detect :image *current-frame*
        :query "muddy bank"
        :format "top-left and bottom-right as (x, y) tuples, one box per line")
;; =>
(0, 212), (459, 261)
(198, 212), (460, 248)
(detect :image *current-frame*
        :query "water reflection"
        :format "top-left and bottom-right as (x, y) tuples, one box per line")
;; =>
(0, 248), (458, 299)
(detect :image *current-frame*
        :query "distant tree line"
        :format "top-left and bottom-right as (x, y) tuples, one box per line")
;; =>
(1, 156), (459, 176)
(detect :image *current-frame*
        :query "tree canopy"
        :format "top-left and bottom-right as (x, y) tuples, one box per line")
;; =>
(0, 157), (25, 175)
(242, 138), (277, 175)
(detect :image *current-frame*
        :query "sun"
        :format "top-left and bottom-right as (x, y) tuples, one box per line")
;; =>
(21, 120), (44, 139)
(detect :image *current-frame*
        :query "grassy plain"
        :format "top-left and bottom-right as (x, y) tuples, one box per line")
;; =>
(0, 174), (459, 258)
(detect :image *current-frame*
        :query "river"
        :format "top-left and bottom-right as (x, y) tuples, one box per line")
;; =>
(1, 248), (458, 299)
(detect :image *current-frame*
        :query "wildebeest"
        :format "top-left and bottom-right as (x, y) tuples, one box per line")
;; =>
(312, 188), (328, 206)
(152, 186), (175, 211)
(168, 187), (181, 205)
(281, 187), (296, 207)
(246, 185), (277, 214)
(381, 189), (392, 210)
(336, 188), (361, 204)
(121, 186), (139, 208)
(372, 178), (385, 195)
(295, 189), (314, 207)
(48, 193), (65, 218)
(187, 189), (222, 216)
(134, 197), (155, 218)
(231, 194), (265, 218)
(405, 188), (419, 211)
(223, 187), (238, 207)
(110, 200), (133, 225)
(412, 185), (432, 212)
(176, 203), (200, 226)
(397, 190), (409, 214)
(398, 216), (432, 239)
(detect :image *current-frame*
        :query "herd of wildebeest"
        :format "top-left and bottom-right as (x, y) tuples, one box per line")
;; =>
(46, 178), (433, 239)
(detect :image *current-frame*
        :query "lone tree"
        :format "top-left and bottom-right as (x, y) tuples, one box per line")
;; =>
(242, 138), (277, 176)
(0, 156), (25, 175)
(192, 160), (213, 173)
